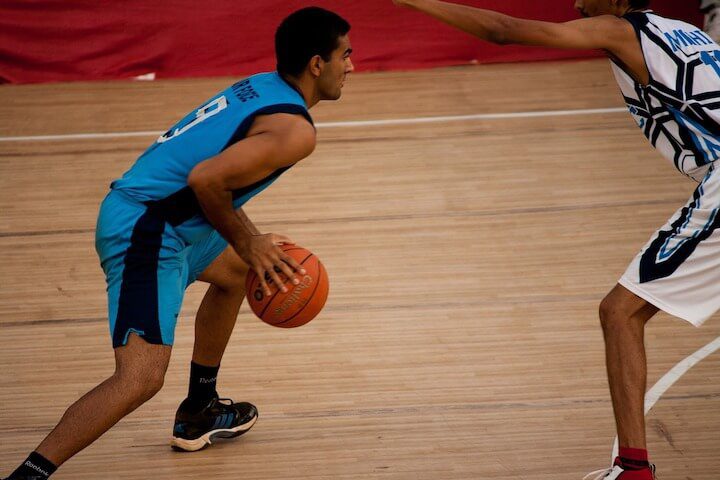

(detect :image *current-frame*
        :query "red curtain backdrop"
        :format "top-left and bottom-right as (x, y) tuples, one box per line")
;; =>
(0, 1), (704, 84)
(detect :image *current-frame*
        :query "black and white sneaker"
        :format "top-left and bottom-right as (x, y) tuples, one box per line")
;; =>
(171, 397), (258, 452)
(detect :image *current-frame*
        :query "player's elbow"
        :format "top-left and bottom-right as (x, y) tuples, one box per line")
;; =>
(188, 163), (216, 194)
(487, 17), (519, 45)
(488, 31), (510, 45)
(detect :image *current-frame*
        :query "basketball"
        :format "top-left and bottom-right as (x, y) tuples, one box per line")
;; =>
(245, 244), (329, 328)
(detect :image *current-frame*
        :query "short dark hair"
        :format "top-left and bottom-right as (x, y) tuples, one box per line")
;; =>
(275, 7), (351, 77)
(629, 0), (651, 8)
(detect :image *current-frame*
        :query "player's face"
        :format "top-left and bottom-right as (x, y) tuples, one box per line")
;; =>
(574, 0), (616, 17)
(317, 35), (354, 101)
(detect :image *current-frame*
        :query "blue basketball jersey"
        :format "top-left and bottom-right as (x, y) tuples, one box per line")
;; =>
(110, 72), (313, 244)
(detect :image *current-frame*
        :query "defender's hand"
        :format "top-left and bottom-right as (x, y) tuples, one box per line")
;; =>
(233, 233), (306, 296)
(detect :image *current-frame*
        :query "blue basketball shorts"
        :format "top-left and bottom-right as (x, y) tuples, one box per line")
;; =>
(95, 189), (228, 348)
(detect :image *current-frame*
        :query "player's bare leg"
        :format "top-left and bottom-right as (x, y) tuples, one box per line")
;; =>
(599, 284), (659, 449)
(35, 334), (171, 466)
(193, 247), (250, 366)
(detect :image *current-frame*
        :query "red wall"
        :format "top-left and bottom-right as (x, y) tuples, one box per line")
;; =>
(0, 1), (703, 84)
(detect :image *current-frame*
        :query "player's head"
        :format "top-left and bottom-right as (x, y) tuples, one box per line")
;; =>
(276, 7), (353, 101)
(574, 0), (650, 17)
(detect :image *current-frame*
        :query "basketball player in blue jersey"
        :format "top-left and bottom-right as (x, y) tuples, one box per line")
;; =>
(2, 7), (353, 480)
(394, 1), (720, 479)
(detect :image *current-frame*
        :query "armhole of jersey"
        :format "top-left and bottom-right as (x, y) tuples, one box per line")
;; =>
(622, 12), (649, 43)
(618, 11), (654, 87)
(222, 104), (314, 151)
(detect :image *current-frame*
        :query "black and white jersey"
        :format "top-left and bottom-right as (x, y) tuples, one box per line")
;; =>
(611, 11), (720, 182)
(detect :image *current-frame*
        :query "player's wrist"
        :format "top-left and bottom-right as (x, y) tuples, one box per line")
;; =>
(230, 230), (256, 252)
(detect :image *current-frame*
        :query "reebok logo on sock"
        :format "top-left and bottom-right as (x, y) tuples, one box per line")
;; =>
(24, 461), (50, 477)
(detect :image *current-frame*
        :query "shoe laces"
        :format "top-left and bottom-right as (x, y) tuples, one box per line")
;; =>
(583, 465), (623, 480)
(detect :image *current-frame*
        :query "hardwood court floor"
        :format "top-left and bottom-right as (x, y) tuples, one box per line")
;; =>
(1, 59), (719, 479)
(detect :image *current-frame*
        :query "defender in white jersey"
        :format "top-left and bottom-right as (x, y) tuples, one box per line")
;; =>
(394, 1), (718, 479)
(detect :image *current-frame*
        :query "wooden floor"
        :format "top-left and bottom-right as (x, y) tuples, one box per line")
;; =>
(0, 59), (718, 479)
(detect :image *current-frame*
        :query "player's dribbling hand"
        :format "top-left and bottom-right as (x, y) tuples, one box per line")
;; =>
(233, 233), (306, 296)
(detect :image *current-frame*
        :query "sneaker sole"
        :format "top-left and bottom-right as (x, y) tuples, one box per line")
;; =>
(170, 414), (258, 452)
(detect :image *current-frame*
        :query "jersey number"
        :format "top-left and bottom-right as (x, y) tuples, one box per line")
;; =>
(700, 51), (720, 78)
(157, 96), (228, 144)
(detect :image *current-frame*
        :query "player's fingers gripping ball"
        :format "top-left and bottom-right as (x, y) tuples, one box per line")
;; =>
(245, 244), (329, 327)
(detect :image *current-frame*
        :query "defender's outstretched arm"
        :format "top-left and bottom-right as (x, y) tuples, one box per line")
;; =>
(393, 0), (632, 52)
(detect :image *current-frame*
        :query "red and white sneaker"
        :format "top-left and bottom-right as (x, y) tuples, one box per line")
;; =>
(584, 458), (656, 480)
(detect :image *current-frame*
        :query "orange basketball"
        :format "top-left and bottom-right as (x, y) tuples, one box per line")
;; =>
(245, 244), (329, 328)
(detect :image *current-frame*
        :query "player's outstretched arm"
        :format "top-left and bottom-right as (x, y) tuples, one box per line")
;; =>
(188, 113), (316, 295)
(393, 0), (634, 52)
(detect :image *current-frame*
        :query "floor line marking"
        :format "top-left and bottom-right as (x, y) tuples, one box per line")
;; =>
(0, 107), (627, 142)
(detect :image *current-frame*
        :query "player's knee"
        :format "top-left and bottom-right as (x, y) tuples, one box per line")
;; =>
(227, 266), (249, 292)
(116, 366), (166, 404)
(216, 261), (249, 294)
(598, 293), (629, 335)
(142, 369), (166, 398)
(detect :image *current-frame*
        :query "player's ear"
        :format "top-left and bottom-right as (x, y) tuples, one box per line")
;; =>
(309, 55), (323, 78)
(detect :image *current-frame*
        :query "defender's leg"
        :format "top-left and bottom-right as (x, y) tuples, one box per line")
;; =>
(599, 284), (658, 451)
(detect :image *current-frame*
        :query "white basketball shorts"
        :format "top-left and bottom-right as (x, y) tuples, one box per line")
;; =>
(619, 164), (720, 326)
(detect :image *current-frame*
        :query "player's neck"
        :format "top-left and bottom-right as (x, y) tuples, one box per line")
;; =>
(619, 4), (648, 16)
(280, 73), (320, 108)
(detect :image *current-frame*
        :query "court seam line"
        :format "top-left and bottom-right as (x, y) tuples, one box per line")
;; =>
(0, 107), (627, 142)
(2, 294), (604, 327)
(2, 393), (719, 435)
(0, 197), (688, 239)
(7, 291), (716, 327)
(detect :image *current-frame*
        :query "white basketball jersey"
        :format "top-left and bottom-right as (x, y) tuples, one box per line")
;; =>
(611, 11), (720, 182)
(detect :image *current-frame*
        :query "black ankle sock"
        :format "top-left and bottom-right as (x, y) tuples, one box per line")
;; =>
(10, 452), (57, 479)
(188, 361), (219, 404)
